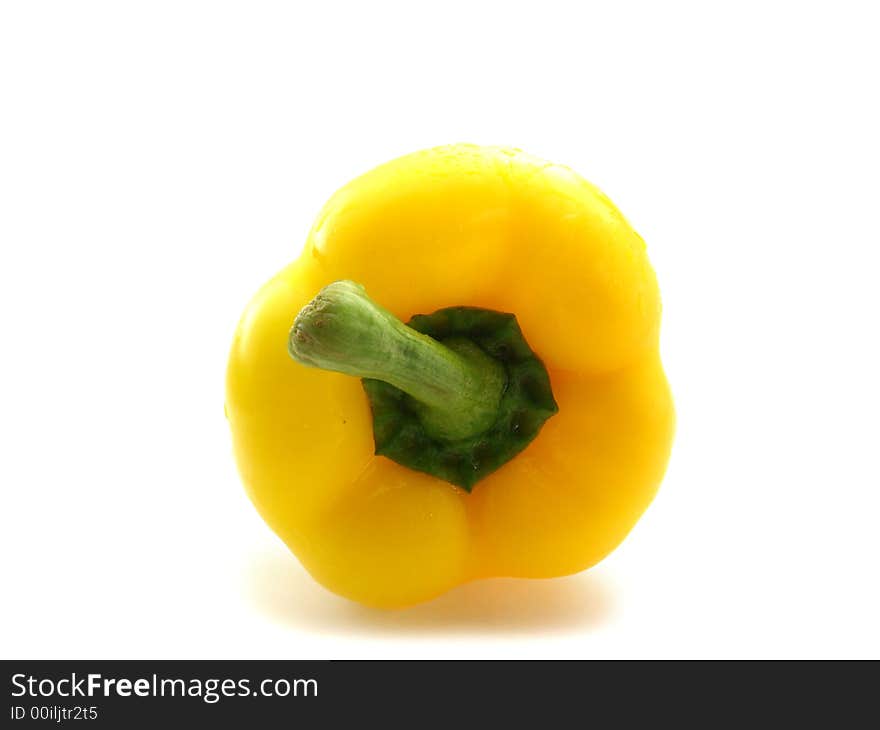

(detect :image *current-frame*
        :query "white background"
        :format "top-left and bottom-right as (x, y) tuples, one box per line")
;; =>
(2, 1), (878, 659)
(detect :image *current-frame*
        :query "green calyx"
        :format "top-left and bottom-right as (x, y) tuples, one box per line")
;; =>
(288, 281), (558, 491)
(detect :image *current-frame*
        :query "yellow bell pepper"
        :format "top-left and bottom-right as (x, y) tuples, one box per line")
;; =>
(226, 144), (675, 608)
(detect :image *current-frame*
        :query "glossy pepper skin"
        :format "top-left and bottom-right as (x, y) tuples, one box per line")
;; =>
(226, 144), (675, 608)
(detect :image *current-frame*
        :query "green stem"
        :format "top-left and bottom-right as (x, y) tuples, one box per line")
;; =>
(288, 281), (506, 441)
